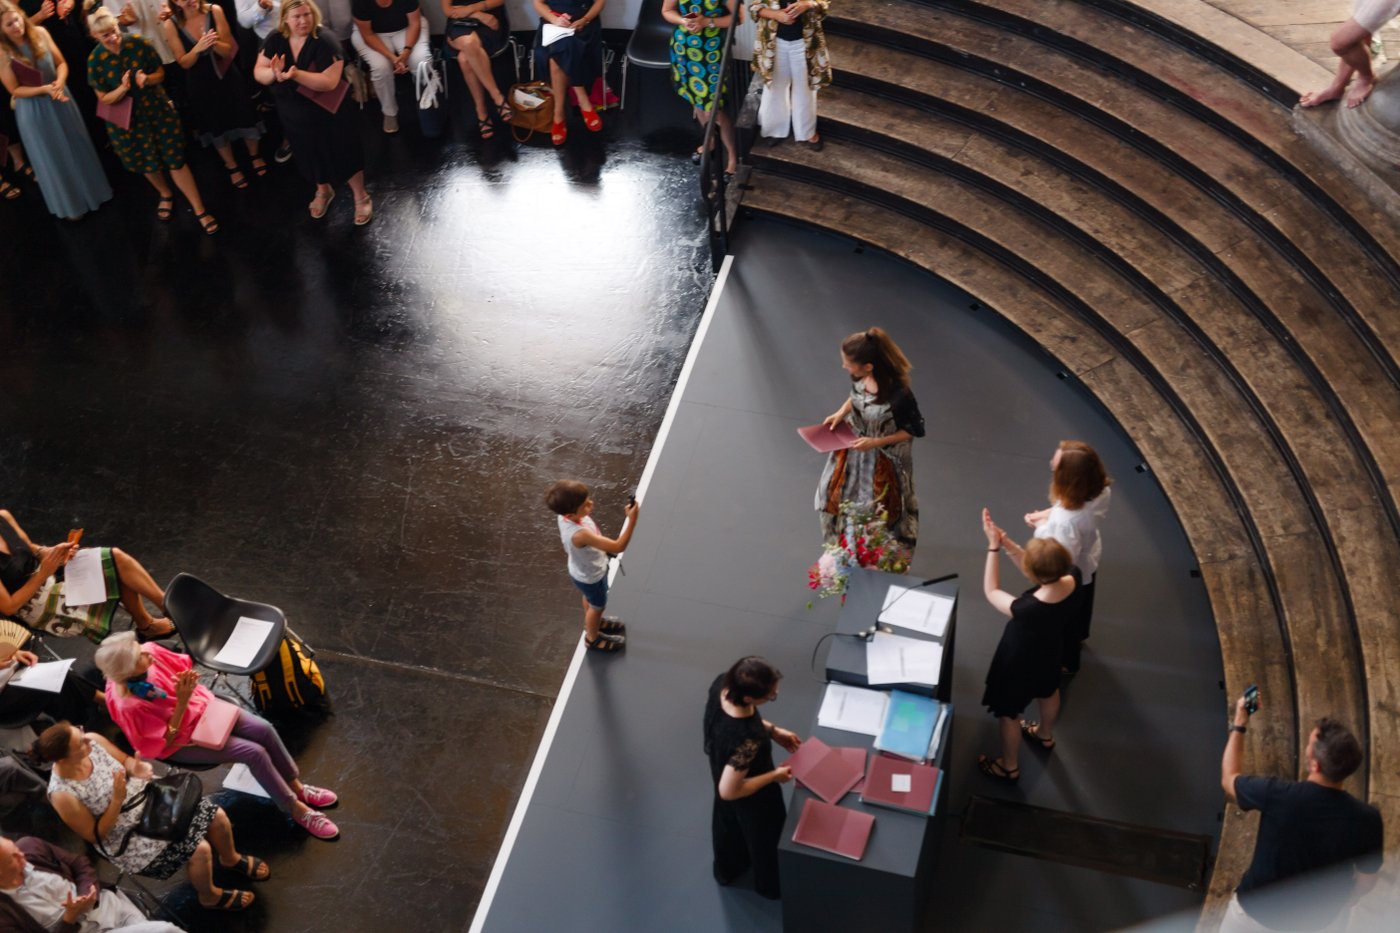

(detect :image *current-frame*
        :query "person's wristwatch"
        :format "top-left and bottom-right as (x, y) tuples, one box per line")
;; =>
(1228, 724), (1247, 735)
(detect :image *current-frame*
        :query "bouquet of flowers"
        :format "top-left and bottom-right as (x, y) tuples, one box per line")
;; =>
(807, 500), (911, 602)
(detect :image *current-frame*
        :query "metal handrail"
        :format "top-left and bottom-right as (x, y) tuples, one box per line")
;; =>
(698, 16), (738, 272)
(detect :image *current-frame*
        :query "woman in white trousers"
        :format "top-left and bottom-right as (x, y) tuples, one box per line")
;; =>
(350, 0), (430, 133)
(749, 0), (830, 147)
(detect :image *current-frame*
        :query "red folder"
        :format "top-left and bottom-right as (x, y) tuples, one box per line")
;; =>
(786, 738), (867, 805)
(797, 421), (858, 453)
(10, 58), (44, 87)
(190, 697), (239, 749)
(792, 798), (876, 861)
(96, 96), (133, 131)
(859, 753), (939, 814)
(213, 35), (239, 80)
(297, 78), (349, 114)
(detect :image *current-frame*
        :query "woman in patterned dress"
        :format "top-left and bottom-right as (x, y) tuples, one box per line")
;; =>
(36, 721), (270, 912)
(815, 327), (924, 549)
(663, 0), (737, 174)
(749, 0), (829, 147)
(86, 5), (218, 233)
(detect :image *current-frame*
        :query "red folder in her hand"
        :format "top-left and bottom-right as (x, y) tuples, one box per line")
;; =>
(786, 738), (868, 804)
(798, 421), (858, 453)
(10, 57), (44, 87)
(213, 35), (239, 80)
(97, 96), (133, 131)
(792, 798), (876, 861)
(296, 78), (349, 114)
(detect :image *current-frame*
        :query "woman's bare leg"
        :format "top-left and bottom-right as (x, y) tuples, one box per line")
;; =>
(549, 59), (568, 123)
(168, 166), (208, 215)
(111, 548), (165, 628)
(458, 32), (505, 109)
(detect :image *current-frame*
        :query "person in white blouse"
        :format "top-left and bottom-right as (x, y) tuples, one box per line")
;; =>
(236, 0), (281, 39)
(100, 0), (175, 63)
(1024, 440), (1112, 674)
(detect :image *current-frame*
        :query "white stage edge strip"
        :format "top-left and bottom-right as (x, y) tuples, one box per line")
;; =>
(468, 254), (735, 933)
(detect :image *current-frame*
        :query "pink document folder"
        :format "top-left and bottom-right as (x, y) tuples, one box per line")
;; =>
(797, 421), (858, 453)
(786, 738), (867, 805)
(792, 798), (876, 861)
(191, 697), (239, 749)
(297, 79), (349, 114)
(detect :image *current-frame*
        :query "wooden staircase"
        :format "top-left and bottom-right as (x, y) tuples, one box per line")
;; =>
(741, 0), (1400, 924)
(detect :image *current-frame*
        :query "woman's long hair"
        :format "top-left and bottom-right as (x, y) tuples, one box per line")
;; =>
(0, 1), (48, 62)
(166, 0), (211, 29)
(1049, 440), (1111, 510)
(840, 327), (911, 404)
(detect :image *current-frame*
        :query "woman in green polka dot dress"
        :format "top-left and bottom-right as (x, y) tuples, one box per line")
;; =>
(85, 6), (217, 233)
(663, 0), (738, 175)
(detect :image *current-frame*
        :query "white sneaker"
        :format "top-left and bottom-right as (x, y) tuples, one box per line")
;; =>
(383, 113), (398, 134)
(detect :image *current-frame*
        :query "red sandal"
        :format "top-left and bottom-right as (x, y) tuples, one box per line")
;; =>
(551, 121), (567, 146)
(581, 108), (602, 132)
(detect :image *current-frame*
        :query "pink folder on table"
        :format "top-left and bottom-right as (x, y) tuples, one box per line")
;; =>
(797, 421), (858, 453)
(859, 753), (939, 815)
(792, 798), (876, 861)
(97, 97), (133, 130)
(10, 58), (43, 87)
(297, 79), (349, 114)
(213, 36), (239, 80)
(190, 697), (239, 749)
(786, 738), (867, 805)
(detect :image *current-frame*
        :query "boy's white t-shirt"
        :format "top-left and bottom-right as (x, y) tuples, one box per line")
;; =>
(559, 515), (609, 584)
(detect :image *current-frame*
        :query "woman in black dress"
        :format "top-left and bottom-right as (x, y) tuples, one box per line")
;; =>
(252, 0), (370, 223)
(703, 656), (800, 899)
(976, 508), (1077, 783)
(0, 77), (32, 200)
(531, 0), (604, 145)
(442, 0), (509, 140)
(163, 0), (266, 189)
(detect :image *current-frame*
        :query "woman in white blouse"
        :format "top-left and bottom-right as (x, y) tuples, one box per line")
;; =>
(1024, 440), (1112, 674)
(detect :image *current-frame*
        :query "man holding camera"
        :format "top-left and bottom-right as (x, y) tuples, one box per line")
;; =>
(1220, 693), (1384, 931)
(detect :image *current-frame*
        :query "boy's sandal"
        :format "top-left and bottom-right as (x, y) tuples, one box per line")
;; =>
(581, 108), (602, 132)
(1020, 720), (1055, 750)
(195, 211), (219, 235)
(585, 631), (625, 653)
(226, 854), (271, 881)
(207, 888), (254, 911)
(250, 157), (269, 177)
(353, 196), (373, 226)
(551, 121), (567, 146)
(226, 165), (248, 190)
(600, 616), (626, 634)
(309, 189), (334, 219)
(977, 755), (1020, 783)
(155, 196), (175, 221)
(479, 118), (495, 140)
(0, 180), (19, 200)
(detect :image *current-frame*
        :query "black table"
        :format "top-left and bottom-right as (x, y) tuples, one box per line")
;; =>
(825, 569), (958, 702)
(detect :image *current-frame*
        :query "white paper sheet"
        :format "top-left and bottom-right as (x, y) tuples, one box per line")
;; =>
(865, 631), (943, 686)
(927, 703), (950, 759)
(541, 24), (575, 47)
(8, 658), (75, 693)
(212, 617), (276, 667)
(877, 586), (953, 637)
(816, 683), (889, 736)
(62, 548), (108, 607)
(222, 763), (270, 799)
(891, 774), (912, 793)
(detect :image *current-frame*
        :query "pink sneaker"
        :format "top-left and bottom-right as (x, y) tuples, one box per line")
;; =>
(296, 809), (339, 840)
(297, 784), (338, 808)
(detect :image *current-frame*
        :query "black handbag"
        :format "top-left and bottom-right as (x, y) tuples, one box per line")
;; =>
(106, 772), (203, 856)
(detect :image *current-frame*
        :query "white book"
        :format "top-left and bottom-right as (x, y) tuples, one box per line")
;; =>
(865, 631), (942, 686)
(878, 585), (953, 637)
(817, 683), (889, 736)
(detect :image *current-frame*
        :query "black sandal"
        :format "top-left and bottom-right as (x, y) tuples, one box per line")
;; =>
(496, 97), (512, 123)
(585, 631), (625, 652)
(226, 165), (248, 190)
(207, 888), (253, 911)
(250, 157), (269, 177)
(0, 180), (18, 200)
(225, 854), (270, 881)
(195, 211), (219, 235)
(18, 163), (35, 181)
(155, 196), (174, 221)
(1019, 720), (1055, 751)
(479, 118), (495, 140)
(600, 616), (625, 634)
(977, 755), (1020, 783)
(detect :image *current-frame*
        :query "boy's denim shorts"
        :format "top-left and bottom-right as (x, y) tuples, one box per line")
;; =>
(571, 574), (609, 611)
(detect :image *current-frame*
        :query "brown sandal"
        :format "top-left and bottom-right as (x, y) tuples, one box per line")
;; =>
(1019, 720), (1055, 751)
(585, 631), (625, 652)
(977, 755), (1020, 783)
(205, 888), (254, 911)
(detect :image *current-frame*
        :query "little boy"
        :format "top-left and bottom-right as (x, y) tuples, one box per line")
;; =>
(545, 480), (640, 653)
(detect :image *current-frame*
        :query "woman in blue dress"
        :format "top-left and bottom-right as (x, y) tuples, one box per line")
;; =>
(532, 0), (604, 145)
(663, 0), (738, 175)
(0, 0), (110, 219)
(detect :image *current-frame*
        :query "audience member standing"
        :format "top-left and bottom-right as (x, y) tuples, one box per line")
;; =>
(1024, 440), (1111, 674)
(1220, 700), (1384, 931)
(704, 657), (799, 900)
(1299, 2), (1399, 109)
(20, 0), (98, 123)
(532, 0), (604, 145)
(87, 6), (219, 232)
(0, 65), (34, 200)
(664, 0), (738, 174)
(235, 0), (278, 38)
(442, 0), (509, 140)
(254, 0), (371, 223)
(163, 0), (267, 188)
(349, 0), (427, 134)
(816, 327), (924, 549)
(99, 0), (175, 64)
(977, 509), (1078, 783)
(749, 0), (828, 148)
(0, 1), (111, 218)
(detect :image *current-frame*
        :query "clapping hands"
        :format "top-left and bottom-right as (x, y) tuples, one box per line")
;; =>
(270, 54), (294, 82)
(173, 669), (200, 702)
(193, 29), (219, 54)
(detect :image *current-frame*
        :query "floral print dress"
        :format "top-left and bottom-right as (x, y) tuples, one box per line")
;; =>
(670, 0), (732, 109)
(87, 36), (187, 174)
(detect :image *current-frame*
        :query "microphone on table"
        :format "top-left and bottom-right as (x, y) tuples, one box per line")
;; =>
(857, 573), (958, 641)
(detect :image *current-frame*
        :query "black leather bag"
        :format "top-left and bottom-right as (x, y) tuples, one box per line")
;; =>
(106, 772), (203, 856)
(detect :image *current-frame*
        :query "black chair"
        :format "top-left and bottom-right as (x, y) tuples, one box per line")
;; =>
(622, 0), (674, 110)
(163, 574), (286, 710)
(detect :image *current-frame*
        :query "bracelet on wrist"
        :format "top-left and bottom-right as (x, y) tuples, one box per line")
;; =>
(988, 547), (1000, 552)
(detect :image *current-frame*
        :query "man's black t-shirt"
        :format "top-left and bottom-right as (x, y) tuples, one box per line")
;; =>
(1235, 776), (1383, 927)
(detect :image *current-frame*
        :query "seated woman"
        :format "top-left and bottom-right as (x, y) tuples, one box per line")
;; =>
(35, 720), (268, 912)
(349, 0), (429, 135)
(86, 6), (219, 233)
(976, 509), (1078, 783)
(532, 0), (604, 145)
(95, 632), (341, 840)
(0, 639), (104, 726)
(0, 509), (174, 641)
(441, 0), (509, 140)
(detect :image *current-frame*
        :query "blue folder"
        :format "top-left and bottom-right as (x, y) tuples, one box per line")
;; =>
(873, 690), (941, 762)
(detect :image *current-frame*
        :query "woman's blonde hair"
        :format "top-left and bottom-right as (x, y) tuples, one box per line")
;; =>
(1022, 537), (1072, 585)
(85, 4), (120, 38)
(95, 631), (145, 683)
(0, 1), (48, 61)
(277, 0), (323, 38)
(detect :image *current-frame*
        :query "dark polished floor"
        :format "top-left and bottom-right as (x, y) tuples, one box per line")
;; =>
(1, 90), (713, 931)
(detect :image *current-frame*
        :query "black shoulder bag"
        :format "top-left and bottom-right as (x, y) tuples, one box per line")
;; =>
(101, 772), (204, 857)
